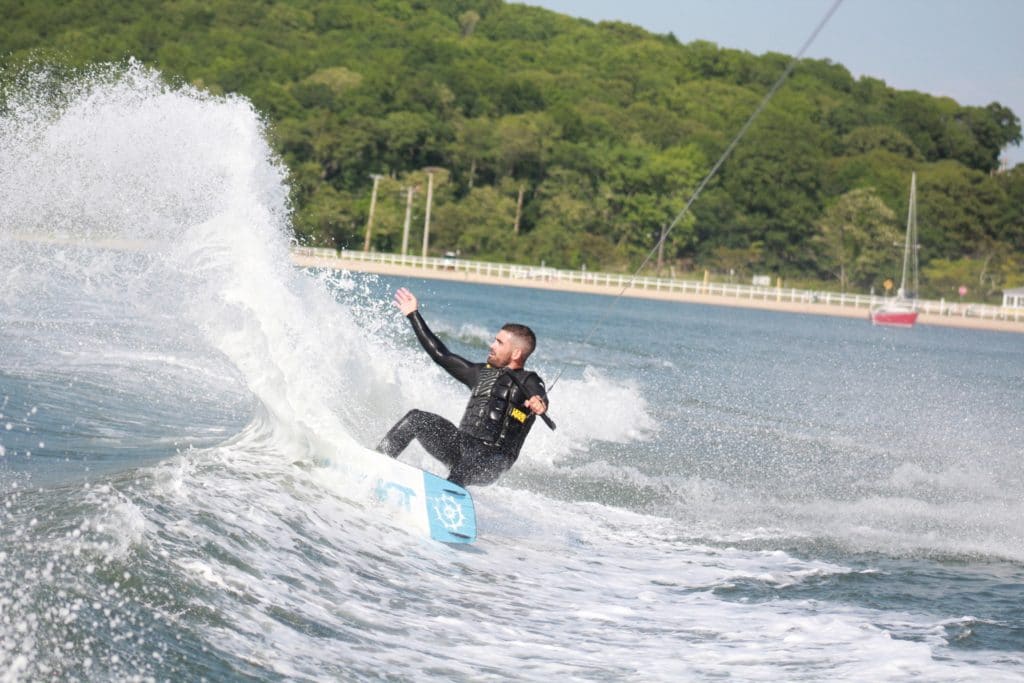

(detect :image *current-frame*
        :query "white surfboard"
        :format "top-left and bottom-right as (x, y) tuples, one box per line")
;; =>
(328, 447), (477, 544)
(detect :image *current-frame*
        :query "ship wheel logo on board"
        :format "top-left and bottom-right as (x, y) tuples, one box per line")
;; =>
(432, 493), (467, 531)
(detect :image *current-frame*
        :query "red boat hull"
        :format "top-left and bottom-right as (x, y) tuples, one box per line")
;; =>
(870, 308), (918, 327)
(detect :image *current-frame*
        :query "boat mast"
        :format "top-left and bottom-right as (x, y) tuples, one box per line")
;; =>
(900, 172), (919, 299)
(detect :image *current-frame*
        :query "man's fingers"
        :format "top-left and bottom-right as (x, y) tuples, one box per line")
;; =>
(394, 288), (413, 307)
(393, 288), (417, 315)
(525, 397), (546, 414)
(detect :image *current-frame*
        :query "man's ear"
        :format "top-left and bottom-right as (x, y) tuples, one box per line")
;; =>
(510, 346), (524, 362)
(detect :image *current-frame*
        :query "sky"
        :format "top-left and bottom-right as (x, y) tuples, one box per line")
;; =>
(511, 0), (1024, 167)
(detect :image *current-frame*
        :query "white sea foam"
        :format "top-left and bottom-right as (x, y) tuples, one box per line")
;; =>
(520, 366), (656, 466)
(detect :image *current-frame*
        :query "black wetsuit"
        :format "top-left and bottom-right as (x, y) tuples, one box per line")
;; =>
(376, 311), (547, 487)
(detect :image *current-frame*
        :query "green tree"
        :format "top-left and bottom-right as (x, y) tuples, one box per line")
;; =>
(493, 112), (557, 180)
(527, 168), (612, 268)
(994, 165), (1024, 250)
(2, 0), (1020, 283)
(708, 243), (765, 280)
(721, 108), (827, 273)
(841, 125), (921, 159)
(433, 185), (516, 259)
(918, 255), (1020, 302)
(918, 163), (1003, 260)
(811, 188), (900, 291)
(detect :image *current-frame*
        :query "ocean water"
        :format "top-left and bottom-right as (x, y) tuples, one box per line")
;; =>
(2, 64), (1023, 682)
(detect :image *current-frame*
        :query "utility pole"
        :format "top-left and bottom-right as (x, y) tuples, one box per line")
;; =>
(422, 171), (435, 258)
(363, 174), (383, 252)
(656, 223), (667, 275)
(401, 185), (416, 256)
(513, 184), (525, 235)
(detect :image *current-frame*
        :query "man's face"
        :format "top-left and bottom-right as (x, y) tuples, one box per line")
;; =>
(487, 329), (517, 367)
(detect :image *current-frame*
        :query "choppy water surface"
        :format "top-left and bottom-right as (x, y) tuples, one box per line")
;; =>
(2, 63), (1022, 681)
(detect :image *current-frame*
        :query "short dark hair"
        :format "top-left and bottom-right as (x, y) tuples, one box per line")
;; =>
(502, 323), (536, 358)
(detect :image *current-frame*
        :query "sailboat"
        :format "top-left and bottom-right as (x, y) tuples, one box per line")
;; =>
(870, 172), (920, 327)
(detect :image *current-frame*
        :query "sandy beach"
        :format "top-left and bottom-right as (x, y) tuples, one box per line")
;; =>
(291, 252), (1024, 335)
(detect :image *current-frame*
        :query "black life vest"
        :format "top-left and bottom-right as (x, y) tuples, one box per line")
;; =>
(458, 366), (536, 455)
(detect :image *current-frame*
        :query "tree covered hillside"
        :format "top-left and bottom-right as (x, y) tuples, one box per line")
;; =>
(3, 0), (1023, 298)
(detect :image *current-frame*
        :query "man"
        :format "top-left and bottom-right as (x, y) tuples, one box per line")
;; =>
(376, 287), (549, 487)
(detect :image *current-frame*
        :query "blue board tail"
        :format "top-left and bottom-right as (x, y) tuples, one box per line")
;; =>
(423, 474), (477, 543)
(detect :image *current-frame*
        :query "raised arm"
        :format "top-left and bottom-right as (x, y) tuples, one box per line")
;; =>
(394, 288), (478, 387)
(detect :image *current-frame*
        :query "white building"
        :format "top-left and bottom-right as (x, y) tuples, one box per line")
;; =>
(1002, 286), (1024, 308)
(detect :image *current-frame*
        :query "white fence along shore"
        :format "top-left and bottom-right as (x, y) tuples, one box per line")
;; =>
(293, 247), (1024, 324)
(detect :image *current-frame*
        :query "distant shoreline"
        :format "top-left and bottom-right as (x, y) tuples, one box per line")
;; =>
(8, 234), (1020, 334)
(291, 253), (1024, 335)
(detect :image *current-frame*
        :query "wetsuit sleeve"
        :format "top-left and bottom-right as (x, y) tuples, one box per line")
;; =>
(523, 373), (548, 405)
(406, 311), (479, 387)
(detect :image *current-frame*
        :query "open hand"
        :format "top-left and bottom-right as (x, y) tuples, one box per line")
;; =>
(394, 287), (418, 316)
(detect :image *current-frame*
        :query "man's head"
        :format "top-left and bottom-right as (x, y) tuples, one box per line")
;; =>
(487, 323), (536, 369)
